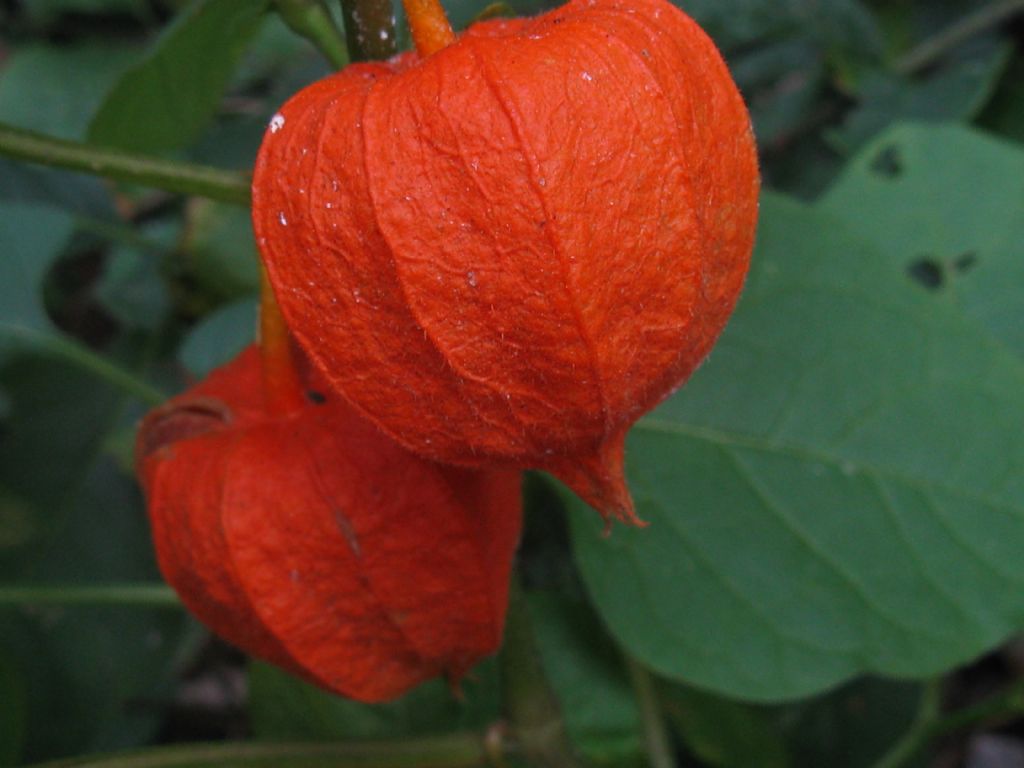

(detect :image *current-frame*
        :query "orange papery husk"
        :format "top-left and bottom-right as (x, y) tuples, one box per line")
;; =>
(252, 0), (759, 525)
(136, 346), (522, 702)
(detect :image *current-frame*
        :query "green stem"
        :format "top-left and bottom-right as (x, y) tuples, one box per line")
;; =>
(338, 0), (397, 62)
(0, 584), (180, 608)
(0, 327), (166, 406)
(0, 123), (250, 206)
(274, 0), (349, 69)
(45, 333), (168, 405)
(499, 578), (585, 768)
(624, 657), (675, 768)
(930, 679), (1024, 734)
(894, 0), (1024, 75)
(24, 735), (487, 768)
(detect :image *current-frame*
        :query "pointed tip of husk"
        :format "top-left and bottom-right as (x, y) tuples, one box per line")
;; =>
(545, 431), (645, 528)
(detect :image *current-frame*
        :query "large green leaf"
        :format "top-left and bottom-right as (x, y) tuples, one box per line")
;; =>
(569, 149), (1024, 700)
(821, 122), (1024, 358)
(88, 0), (269, 154)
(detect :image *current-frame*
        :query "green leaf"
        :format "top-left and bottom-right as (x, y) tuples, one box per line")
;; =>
(0, 204), (163, 404)
(0, 45), (140, 140)
(0, 204), (74, 344)
(659, 683), (790, 768)
(94, 221), (178, 331)
(675, 0), (882, 57)
(249, 660), (499, 742)
(528, 592), (643, 765)
(730, 40), (826, 147)
(0, 351), (192, 761)
(187, 14), (330, 171)
(0, 160), (116, 221)
(0, 42), (143, 218)
(829, 40), (1012, 153)
(570, 173), (1024, 700)
(179, 298), (258, 377)
(979, 54), (1024, 143)
(181, 200), (262, 303)
(88, 0), (270, 154)
(778, 678), (922, 768)
(822, 122), (1024, 359)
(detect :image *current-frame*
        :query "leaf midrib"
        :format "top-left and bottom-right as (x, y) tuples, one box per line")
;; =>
(633, 416), (1024, 517)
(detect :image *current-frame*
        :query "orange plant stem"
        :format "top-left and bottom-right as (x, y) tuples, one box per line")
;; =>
(402, 0), (455, 56)
(259, 267), (307, 415)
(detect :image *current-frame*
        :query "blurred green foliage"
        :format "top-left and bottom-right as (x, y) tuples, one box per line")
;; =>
(0, 0), (1022, 766)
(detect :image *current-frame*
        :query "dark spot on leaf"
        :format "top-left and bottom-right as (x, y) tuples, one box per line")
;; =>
(954, 251), (978, 273)
(306, 389), (327, 404)
(908, 257), (943, 290)
(870, 144), (903, 178)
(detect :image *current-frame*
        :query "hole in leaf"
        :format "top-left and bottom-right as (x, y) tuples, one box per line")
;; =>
(954, 251), (978, 273)
(306, 390), (327, 405)
(870, 144), (903, 178)
(907, 257), (944, 290)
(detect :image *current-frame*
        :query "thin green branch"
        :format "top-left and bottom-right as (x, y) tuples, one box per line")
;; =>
(338, 0), (396, 62)
(24, 735), (487, 768)
(894, 0), (1024, 75)
(0, 584), (180, 608)
(274, 0), (349, 69)
(44, 333), (168, 406)
(1, 327), (167, 406)
(931, 678), (1024, 735)
(624, 657), (675, 768)
(499, 578), (585, 768)
(0, 123), (251, 206)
